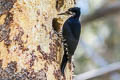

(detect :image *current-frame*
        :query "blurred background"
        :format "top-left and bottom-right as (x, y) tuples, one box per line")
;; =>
(74, 0), (120, 80)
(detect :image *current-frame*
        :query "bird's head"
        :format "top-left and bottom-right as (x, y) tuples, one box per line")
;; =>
(58, 7), (81, 16)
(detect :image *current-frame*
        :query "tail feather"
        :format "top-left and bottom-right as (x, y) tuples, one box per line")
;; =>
(61, 53), (68, 75)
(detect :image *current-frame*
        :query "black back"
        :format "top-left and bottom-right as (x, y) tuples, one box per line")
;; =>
(62, 16), (81, 56)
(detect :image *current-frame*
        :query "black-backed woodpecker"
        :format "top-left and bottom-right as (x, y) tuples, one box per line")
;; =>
(58, 7), (81, 75)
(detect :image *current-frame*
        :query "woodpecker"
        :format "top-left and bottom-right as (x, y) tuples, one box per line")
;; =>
(58, 7), (81, 75)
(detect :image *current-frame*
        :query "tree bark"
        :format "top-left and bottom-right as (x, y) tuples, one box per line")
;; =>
(0, 0), (75, 80)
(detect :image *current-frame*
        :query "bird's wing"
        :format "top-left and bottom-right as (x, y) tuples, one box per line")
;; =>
(63, 22), (79, 55)
(63, 22), (77, 43)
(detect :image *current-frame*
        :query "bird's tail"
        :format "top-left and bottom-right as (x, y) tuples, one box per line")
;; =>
(61, 52), (68, 75)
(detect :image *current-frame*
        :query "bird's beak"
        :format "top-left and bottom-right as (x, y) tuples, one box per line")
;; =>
(58, 11), (72, 15)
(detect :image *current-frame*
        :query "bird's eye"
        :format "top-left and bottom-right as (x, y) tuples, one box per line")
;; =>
(68, 8), (72, 11)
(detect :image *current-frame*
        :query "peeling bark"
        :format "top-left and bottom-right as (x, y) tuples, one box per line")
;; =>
(0, 0), (75, 80)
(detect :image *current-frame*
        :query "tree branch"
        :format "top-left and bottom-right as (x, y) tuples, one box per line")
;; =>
(81, 2), (120, 25)
(74, 62), (120, 80)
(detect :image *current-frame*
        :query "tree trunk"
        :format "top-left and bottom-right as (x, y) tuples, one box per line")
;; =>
(0, 0), (75, 80)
